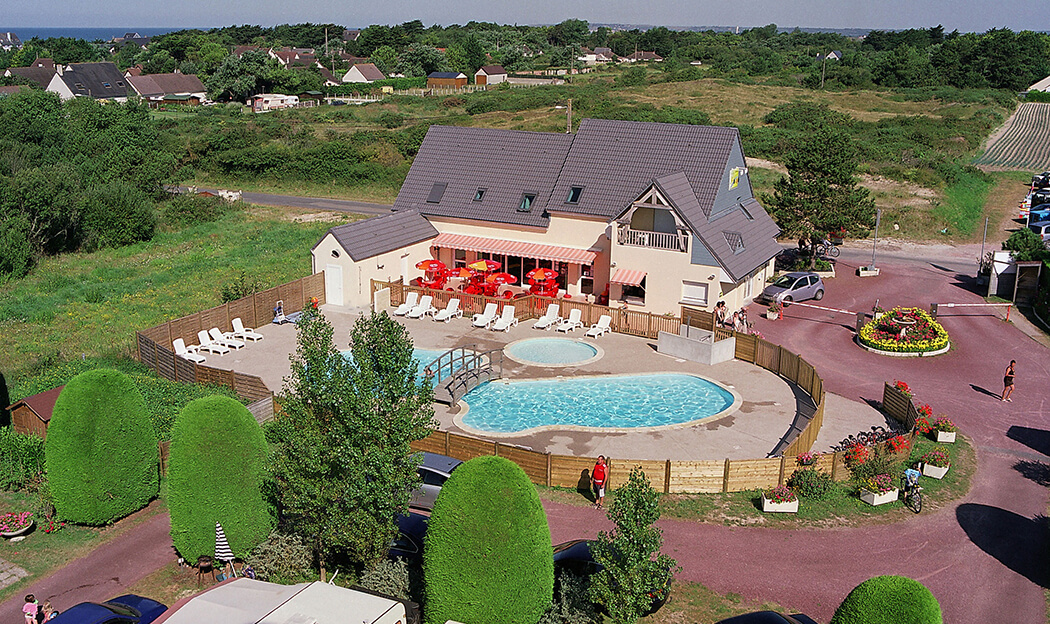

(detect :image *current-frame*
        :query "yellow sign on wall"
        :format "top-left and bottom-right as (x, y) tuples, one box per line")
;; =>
(729, 167), (743, 190)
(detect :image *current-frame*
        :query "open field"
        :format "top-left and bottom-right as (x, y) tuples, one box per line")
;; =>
(975, 102), (1050, 170)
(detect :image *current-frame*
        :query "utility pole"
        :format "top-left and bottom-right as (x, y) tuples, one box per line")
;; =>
(819, 50), (827, 89)
(870, 209), (881, 269)
(979, 216), (989, 276)
(566, 98), (572, 133)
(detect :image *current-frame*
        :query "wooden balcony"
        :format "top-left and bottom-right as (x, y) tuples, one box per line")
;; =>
(617, 226), (688, 252)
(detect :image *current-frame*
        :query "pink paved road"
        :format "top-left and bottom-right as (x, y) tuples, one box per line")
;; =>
(546, 255), (1049, 623)
(0, 508), (174, 622)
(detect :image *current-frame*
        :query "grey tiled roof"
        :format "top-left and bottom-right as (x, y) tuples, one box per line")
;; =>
(393, 125), (575, 228)
(56, 62), (129, 99)
(7, 65), (55, 88)
(428, 72), (466, 79)
(317, 211), (437, 262)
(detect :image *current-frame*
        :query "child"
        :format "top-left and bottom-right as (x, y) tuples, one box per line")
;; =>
(23, 595), (38, 624)
(42, 601), (58, 621)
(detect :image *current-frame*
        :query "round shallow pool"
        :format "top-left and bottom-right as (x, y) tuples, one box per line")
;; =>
(504, 337), (602, 367)
(456, 373), (739, 436)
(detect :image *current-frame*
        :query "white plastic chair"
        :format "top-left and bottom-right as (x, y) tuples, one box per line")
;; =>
(532, 304), (561, 330)
(197, 330), (230, 355)
(394, 292), (419, 316)
(432, 299), (462, 323)
(490, 305), (518, 332)
(210, 327), (245, 350)
(585, 314), (612, 338)
(407, 295), (435, 318)
(229, 318), (263, 341)
(173, 338), (205, 363)
(555, 308), (584, 333)
(472, 303), (499, 328)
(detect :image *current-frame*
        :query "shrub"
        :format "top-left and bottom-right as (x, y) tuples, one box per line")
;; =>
(45, 369), (158, 524)
(786, 468), (834, 500)
(160, 193), (234, 227)
(360, 557), (415, 602)
(79, 181), (156, 250)
(539, 570), (599, 624)
(168, 396), (273, 562)
(376, 111), (405, 128)
(0, 426), (45, 491)
(220, 271), (260, 303)
(830, 575), (942, 624)
(424, 455), (553, 624)
(247, 531), (313, 583)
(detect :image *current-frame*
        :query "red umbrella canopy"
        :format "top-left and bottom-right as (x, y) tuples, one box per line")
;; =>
(468, 259), (501, 272)
(526, 267), (559, 281)
(416, 259), (446, 272)
(486, 272), (518, 285)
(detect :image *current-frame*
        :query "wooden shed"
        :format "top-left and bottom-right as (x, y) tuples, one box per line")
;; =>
(427, 72), (467, 88)
(8, 385), (63, 439)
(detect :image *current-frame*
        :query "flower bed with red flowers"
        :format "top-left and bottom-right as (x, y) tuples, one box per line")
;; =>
(859, 307), (950, 354)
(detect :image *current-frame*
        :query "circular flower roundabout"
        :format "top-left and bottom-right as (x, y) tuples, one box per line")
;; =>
(858, 307), (950, 357)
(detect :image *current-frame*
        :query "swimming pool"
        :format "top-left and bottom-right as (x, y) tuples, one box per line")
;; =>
(456, 373), (739, 435)
(341, 348), (454, 383)
(504, 337), (602, 367)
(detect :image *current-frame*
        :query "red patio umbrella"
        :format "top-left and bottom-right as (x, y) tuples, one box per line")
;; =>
(486, 272), (518, 285)
(450, 267), (476, 279)
(415, 259), (446, 272)
(468, 259), (501, 272)
(526, 267), (559, 282)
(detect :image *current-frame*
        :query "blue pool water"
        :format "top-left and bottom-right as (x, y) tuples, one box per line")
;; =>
(341, 348), (453, 383)
(460, 373), (736, 433)
(505, 338), (599, 366)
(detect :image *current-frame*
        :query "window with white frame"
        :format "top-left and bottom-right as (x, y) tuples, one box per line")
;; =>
(681, 281), (709, 306)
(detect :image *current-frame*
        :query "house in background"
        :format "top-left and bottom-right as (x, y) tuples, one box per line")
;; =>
(47, 62), (130, 101)
(4, 58), (56, 88)
(127, 72), (207, 105)
(625, 51), (663, 62)
(474, 65), (507, 85)
(314, 119), (781, 313)
(343, 29), (361, 42)
(342, 63), (386, 83)
(8, 385), (63, 439)
(816, 50), (843, 61)
(427, 72), (468, 88)
(318, 68), (342, 86)
(1028, 75), (1050, 93)
(0, 85), (30, 96)
(0, 32), (21, 51)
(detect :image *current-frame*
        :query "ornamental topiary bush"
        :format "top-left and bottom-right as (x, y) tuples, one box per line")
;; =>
(45, 369), (158, 525)
(830, 575), (942, 624)
(423, 455), (553, 624)
(168, 396), (273, 562)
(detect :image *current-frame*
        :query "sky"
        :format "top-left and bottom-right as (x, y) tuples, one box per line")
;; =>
(5, 0), (1045, 33)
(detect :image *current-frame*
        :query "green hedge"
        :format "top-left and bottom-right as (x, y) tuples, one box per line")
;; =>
(45, 369), (158, 524)
(0, 426), (45, 491)
(831, 575), (942, 624)
(168, 395), (273, 561)
(423, 456), (553, 624)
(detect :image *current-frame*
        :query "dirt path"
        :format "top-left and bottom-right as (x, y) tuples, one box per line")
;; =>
(546, 255), (1050, 623)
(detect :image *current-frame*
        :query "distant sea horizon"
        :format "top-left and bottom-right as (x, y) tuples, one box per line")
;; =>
(1, 27), (208, 41)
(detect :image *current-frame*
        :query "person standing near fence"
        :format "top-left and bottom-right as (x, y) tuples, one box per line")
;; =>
(591, 455), (607, 509)
(1002, 360), (1016, 402)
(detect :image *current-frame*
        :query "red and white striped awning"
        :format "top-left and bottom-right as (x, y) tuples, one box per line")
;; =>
(610, 269), (647, 286)
(432, 232), (597, 265)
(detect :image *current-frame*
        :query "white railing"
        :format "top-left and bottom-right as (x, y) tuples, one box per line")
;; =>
(617, 226), (688, 252)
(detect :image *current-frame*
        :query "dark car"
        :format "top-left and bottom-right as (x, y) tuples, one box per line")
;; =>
(760, 272), (825, 304)
(49, 594), (167, 624)
(714, 612), (819, 624)
(409, 452), (462, 511)
(552, 539), (671, 616)
(389, 511), (429, 563)
(1027, 208), (1050, 226)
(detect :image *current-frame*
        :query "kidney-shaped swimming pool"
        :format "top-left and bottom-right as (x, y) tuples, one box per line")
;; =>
(456, 373), (739, 436)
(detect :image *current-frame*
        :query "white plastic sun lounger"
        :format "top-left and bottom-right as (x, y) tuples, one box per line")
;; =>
(490, 305), (518, 332)
(472, 302), (499, 328)
(432, 299), (462, 323)
(585, 314), (612, 338)
(532, 303), (561, 330)
(394, 292), (419, 316)
(173, 338), (206, 364)
(210, 327), (245, 350)
(555, 308), (584, 333)
(229, 317), (264, 342)
(197, 330), (230, 355)
(407, 295), (436, 319)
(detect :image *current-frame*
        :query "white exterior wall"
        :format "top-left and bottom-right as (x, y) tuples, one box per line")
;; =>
(342, 66), (371, 83)
(311, 234), (436, 308)
(46, 74), (75, 100)
(476, 71), (507, 85)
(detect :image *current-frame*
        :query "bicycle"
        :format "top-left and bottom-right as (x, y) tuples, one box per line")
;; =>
(814, 240), (840, 258)
(900, 468), (922, 513)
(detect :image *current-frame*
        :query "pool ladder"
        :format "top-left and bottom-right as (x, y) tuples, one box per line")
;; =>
(424, 345), (504, 405)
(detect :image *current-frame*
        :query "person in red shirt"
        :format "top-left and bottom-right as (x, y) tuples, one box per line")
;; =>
(591, 455), (608, 509)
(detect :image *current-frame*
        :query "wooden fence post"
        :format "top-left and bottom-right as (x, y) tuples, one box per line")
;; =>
(722, 458), (731, 492)
(664, 459), (671, 494)
(494, 441), (501, 457)
(831, 451), (839, 481)
(778, 455), (786, 485)
(444, 430), (450, 455)
(546, 452), (552, 487)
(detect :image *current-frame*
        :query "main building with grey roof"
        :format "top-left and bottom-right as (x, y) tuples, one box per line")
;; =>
(317, 118), (781, 312)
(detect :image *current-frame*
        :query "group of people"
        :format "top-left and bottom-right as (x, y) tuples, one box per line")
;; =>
(23, 595), (58, 623)
(714, 301), (750, 333)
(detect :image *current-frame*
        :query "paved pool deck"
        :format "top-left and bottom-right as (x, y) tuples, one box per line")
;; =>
(218, 303), (887, 461)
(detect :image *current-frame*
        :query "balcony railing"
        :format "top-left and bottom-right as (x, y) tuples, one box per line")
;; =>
(617, 226), (688, 252)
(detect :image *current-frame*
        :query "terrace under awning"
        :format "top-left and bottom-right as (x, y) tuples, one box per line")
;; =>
(432, 232), (597, 265)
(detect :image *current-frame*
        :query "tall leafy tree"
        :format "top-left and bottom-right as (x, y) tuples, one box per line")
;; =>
(763, 126), (876, 266)
(268, 308), (435, 575)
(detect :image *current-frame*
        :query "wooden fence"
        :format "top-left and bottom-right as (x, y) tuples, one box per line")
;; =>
(134, 273), (326, 419)
(882, 382), (920, 430)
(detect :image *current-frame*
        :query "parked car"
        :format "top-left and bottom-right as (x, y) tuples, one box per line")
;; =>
(714, 612), (819, 624)
(409, 452), (462, 511)
(1027, 208), (1050, 226)
(1029, 221), (1050, 242)
(1032, 171), (1050, 189)
(760, 272), (825, 303)
(50, 594), (167, 624)
(552, 539), (671, 615)
(389, 511), (428, 563)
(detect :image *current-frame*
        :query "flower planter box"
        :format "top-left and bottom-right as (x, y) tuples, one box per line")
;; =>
(921, 462), (950, 479)
(857, 266), (881, 278)
(936, 431), (956, 443)
(860, 488), (898, 506)
(761, 496), (798, 513)
(766, 311), (779, 320)
(1, 520), (33, 538)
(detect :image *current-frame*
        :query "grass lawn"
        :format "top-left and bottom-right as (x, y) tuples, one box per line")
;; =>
(539, 435), (975, 528)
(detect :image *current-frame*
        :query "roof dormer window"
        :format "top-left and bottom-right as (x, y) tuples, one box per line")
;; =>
(473, 188), (486, 202)
(566, 186), (583, 204)
(518, 193), (537, 212)
(426, 182), (447, 204)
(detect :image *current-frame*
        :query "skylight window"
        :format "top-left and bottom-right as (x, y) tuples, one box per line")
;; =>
(426, 182), (448, 204)
(473, 188), (486, 202)
(518, 193), (537, 212)
(566, 186), (583, 204)
(102, 82), (111, 88)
